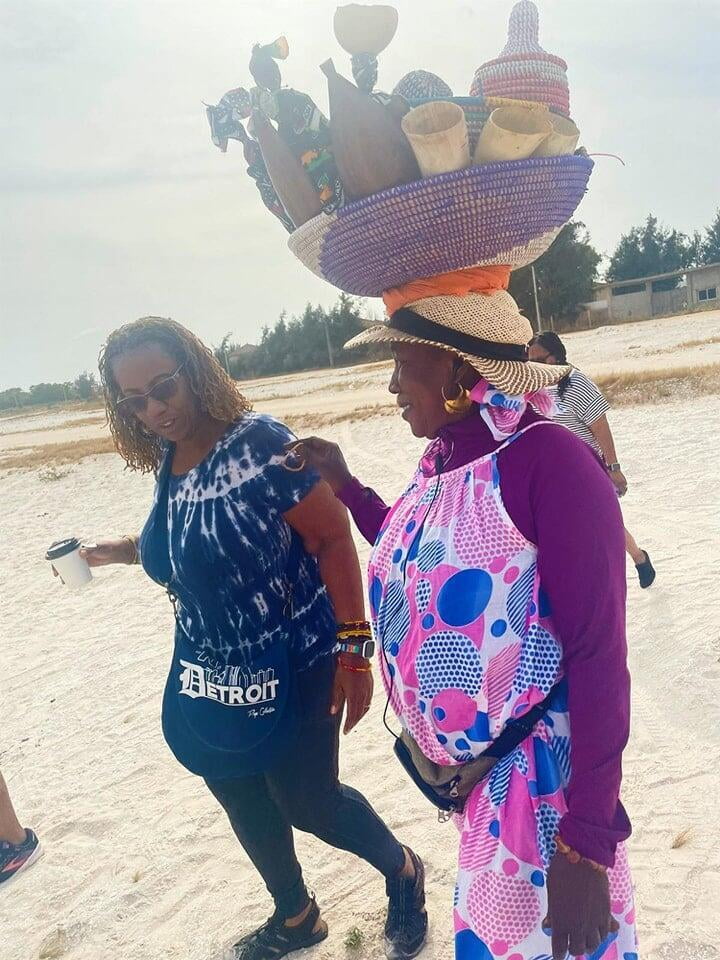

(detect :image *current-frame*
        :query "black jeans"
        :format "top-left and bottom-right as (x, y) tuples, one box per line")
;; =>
(205, 655), (405, 918)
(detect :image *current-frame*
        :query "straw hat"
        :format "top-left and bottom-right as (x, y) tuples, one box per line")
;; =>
(471, 0), (570, 117)
(345, 291), (570, 395)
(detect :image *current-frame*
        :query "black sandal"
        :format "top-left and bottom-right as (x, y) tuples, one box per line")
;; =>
(231, 897), (328, 960)
(635, 551), (656, 589)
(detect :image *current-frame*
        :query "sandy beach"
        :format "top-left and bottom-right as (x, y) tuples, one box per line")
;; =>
(3, 310), (720, 960)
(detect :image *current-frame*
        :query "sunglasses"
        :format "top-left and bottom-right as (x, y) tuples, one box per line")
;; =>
(116, 364), (185, 415)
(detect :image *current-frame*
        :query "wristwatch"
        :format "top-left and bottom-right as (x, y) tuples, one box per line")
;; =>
(338, 638), (376, 658)
(606, 462), (622, 472)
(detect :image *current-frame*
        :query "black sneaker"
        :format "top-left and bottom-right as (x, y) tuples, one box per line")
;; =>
(635, 551), (656, 589)
(231, 897), (328, 960)
(384, 848), (428, 960)
(0, 828), (42, 888)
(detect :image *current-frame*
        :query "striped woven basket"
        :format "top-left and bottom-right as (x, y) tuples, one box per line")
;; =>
(288, 153), (593, 297)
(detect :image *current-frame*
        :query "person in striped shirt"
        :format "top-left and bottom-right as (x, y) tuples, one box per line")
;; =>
(529, 332), (656, 589)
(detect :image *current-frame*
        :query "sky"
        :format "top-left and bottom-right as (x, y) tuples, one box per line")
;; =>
(1, 0), (718, 389)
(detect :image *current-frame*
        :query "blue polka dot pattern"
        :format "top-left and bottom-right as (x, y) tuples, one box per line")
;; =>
(513, 623), (562, 695)
(420, 484), (441, 505)
(437, 569), (493, 626)
(513, 748), (529, 776)
(535, 802), (561, 868)
(416, 540), (446, 572)
(415, 579), (432, 614)
(416, 631), (482, 698)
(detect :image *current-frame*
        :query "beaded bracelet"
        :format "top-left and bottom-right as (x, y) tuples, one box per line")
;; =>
(337, 620), (371, 632)
(338, 653), (372, 674)
(554, 836), (607, 873)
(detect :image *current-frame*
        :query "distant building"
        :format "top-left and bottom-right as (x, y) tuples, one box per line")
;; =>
(227, 344), (259, 362)
(586, 261), (720, 325)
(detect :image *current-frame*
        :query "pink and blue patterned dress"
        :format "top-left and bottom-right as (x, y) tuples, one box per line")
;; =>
(367, 423), (638, 960)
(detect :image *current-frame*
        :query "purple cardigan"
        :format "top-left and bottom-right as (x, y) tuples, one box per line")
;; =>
(338, 410), (632, 867)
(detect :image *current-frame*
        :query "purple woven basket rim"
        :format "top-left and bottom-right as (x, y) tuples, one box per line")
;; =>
(335, 154), (593, 221)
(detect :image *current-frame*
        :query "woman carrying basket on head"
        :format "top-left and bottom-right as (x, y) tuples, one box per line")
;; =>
(292, 269), (639, 960)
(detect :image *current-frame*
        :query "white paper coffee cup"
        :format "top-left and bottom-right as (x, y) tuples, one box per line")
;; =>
(46, 537), (93, 589)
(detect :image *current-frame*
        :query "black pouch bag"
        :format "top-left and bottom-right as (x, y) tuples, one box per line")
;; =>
(393, 686), (559, 819)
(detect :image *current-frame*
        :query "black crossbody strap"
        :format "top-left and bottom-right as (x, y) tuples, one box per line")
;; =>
(481, 685), (559, 759)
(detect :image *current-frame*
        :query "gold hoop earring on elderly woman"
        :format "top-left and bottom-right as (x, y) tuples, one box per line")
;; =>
(442, 384), (473, 415)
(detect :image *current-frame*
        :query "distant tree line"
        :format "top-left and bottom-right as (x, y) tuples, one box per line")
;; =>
(0, 372), (99, 413)
(213, 293), (388, 381)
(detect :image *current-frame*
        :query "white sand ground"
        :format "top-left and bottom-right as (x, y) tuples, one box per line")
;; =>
(2, 311), (720, 960)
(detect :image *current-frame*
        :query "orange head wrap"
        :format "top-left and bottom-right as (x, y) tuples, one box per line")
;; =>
(382, 265), (512, 316)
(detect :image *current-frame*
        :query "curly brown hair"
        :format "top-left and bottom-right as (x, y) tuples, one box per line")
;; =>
(99, 317), (251, 473)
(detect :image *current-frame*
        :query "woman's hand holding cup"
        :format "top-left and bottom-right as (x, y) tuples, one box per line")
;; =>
(50, 537), (137, 583)
(80, 539), (138, 566)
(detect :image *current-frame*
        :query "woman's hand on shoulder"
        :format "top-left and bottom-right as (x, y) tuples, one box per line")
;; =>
(545, 851), (618, 959)
(286, 436), (352, 494)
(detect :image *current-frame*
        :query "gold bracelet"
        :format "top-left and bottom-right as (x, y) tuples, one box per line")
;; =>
(121, 535), (139, 565)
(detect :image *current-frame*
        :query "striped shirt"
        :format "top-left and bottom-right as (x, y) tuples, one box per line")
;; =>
(548, 368), (610, 456)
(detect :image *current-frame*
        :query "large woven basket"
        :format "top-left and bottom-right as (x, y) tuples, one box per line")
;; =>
(288, 153), (592, 297)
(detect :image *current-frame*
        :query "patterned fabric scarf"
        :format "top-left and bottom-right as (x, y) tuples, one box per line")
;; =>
(470, 377), (559, 441)
(419, 379), (559, 475)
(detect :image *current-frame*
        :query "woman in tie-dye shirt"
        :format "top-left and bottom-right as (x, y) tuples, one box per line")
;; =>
(76, 318), (428, 960)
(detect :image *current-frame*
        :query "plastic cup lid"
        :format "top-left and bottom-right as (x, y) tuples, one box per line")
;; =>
(46, 537), (81, 560)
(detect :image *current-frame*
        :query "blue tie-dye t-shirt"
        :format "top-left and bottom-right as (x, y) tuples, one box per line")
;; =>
(152, 413), (337, 671)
